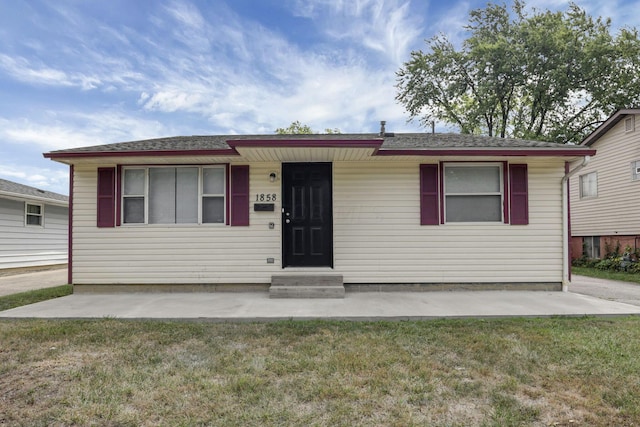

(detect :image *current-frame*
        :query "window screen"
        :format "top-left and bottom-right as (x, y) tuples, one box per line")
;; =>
(444, 164), (503, 222)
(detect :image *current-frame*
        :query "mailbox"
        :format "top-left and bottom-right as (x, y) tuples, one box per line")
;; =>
(254, 203), (275, 212)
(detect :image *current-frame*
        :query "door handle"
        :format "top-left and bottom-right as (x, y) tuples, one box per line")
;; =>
(285, 219), (291, 224)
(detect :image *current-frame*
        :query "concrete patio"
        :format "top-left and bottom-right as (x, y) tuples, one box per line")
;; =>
(2, 288), (640, 321)
(2, 269), (640, 321)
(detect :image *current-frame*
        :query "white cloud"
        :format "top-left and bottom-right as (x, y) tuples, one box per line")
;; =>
(0, 113), (170, 151)
(130, 0), (423, 133)
(292, 0), (423, 64)
(162, 0), (212, 52)
(164, 0), (206, 29)
(583, 0), (640, 31)
(0, 164), (70, 195)
(428, 1), (472, 47)
(0, 54), (75, 87)
(0, 48), (145, 92)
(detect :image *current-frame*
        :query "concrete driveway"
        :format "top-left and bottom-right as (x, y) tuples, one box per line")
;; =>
(570, 274), (640, 306)
(0, 267), (68, 297)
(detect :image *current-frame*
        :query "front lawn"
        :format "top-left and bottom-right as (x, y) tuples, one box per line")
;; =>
(1, 317), (639, 426)
(0, 285), (72, 312)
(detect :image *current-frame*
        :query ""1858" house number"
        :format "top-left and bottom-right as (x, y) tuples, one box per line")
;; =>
(255, 194), (277, 202)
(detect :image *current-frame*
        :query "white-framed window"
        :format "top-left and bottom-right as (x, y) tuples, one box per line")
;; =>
(202, 167), (226, 224)
(625, 116), (635, 132)
(123, 168), (145, 224)
(583, 236), (600, 259)
(443, 163), (503, 223)
(122, 165), (226, 225)
(579, 172), (598, 198)
(25, 203), (43, 226)
(631, 161), (640, 181)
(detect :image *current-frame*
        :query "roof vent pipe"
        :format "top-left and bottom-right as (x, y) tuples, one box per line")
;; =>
(379, 121), (386, 136)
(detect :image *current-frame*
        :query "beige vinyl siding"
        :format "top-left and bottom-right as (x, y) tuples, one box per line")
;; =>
(72, 163), (283, 284)
(72, 159), (563, 285)
(0, 197), (68, 269)
(333, 160), (563, 283)
(570, 114), (640, 236)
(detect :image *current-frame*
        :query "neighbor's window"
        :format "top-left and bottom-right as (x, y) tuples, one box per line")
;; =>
(579, 172), (598, 198)
(625, 116), (635, 132)
(25, 203), (43, 226)
(122, 166), (226, 225)
(583, 236), (601, 259)
(632, 161), (640, 181)
(444, 163), (503, 222)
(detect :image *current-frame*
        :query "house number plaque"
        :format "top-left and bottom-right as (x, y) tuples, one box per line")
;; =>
(255, 193), (277, 202)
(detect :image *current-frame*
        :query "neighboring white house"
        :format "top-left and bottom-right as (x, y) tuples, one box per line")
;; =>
(44, 130), (594, 294)
(570, 109), (640, 259)
(0, 178), (69, 270)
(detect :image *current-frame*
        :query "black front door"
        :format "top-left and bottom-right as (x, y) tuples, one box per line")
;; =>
(282, 163), (333, 268)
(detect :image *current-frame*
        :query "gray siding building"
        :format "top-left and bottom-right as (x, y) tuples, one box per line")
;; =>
(0, 178), (69, 269)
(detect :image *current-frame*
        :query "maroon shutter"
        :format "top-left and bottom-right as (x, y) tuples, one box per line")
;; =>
(502, 161), (509, 224)
(509, 164), (529, 225)
(420, 164), (439, 225)
(230, 165), (250, 226)
(115, 165), (122, 226)
(97, 167), (116, 227)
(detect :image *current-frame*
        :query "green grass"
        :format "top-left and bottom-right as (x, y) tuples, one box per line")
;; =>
(572, 266), (640, 284)
(0, 285), (73, 312)
(1, 317), (640, 426)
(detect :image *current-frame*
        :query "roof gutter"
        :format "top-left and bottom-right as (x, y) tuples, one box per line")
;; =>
(0, 190), (69, 207)
(561, 156), (591, 291)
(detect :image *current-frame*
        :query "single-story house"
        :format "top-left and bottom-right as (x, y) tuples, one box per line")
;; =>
(44, 128), (595, 295)
(570, 109), (640, 259)
(0, 178), (69, 270)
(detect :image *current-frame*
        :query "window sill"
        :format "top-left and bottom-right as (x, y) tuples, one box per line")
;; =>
(119, 223), (227, 228)
(443, 221), (508, 226)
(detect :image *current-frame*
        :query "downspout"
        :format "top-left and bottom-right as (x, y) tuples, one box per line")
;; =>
(68, 164), (74, 286)
(561, 156), (590, 291)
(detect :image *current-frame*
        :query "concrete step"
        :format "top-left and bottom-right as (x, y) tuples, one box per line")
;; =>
(270, 274), (345, 298)
(269, 285), (345, 298)
(271, 274), (344, 287)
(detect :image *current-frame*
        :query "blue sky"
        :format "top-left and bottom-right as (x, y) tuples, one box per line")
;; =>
(1, 0), (639, 195)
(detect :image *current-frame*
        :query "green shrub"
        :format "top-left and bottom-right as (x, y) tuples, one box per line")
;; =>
(594, 257), (622, 271)
(572, 257), (599, 268)
(624, 258), (640, 273)
(603, 240), (622, 258)
(574, 251), (640, 273)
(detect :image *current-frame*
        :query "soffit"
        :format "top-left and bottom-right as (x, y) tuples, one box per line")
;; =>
(232, 146), (378, 162)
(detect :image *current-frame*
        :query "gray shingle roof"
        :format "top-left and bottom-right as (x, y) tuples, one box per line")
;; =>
(0, 178), (69, 203)
(379, 133), (577, 149)
(45, 132), (589, 156)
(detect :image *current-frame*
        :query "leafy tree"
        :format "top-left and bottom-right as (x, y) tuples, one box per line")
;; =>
(275, 121), (340, 134)
(396, 0), (640, 143)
